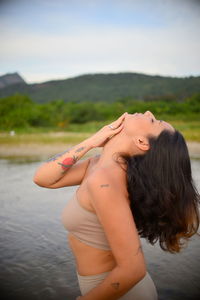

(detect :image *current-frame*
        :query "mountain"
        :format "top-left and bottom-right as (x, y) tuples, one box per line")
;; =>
(0, 72), (200, 103)
(0, 72), (26, 89)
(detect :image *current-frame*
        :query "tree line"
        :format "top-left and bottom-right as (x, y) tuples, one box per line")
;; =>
(0, 93), (199, 130)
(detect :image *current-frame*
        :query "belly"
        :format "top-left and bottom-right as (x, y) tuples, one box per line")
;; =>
(67, 233), (117, 276)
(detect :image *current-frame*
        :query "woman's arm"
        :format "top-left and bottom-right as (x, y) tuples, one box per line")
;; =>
(33, 112), (126, 188)
(33, 138), (94, 188)
(79, 265), (145, 300)
(79, 171), (146, 300)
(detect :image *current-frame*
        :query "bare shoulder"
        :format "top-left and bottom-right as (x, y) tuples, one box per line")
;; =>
(87, 164), (129, 203)
(88, 166), (118, 185)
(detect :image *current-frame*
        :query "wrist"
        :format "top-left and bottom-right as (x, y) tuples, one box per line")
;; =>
(84, 137), (95, 149)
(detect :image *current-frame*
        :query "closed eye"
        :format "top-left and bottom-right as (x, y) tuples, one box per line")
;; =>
(151, 118), (154, 123)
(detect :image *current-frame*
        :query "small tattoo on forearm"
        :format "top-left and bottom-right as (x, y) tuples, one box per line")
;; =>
(111, 282), (120, 290)
(46, 148), (73, 162)
(100, 184), (110, 188)
(75, 147), (85, 153)
(46, 146), (84, 163)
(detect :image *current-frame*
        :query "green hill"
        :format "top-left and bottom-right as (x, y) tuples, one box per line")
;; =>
(0, 72), (200, 103)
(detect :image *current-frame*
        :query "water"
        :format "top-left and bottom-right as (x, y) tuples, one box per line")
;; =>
(0, 158), (200, 300)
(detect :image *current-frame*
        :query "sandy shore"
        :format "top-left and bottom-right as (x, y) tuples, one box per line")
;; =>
(0, 141), (200, 160)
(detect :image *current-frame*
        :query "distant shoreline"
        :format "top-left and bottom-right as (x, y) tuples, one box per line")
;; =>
(0, 143), (101, 161)
(0, 141), (199, 161)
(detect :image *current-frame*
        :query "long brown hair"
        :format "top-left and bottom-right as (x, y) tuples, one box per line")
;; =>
(115, 129), (200, 253)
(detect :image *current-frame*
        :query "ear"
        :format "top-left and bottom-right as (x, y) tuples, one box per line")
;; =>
(133, 135), (150, 151)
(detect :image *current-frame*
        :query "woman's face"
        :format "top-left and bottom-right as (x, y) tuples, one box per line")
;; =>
(123, 111), (175, 138)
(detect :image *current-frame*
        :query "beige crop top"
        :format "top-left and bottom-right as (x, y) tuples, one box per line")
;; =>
(61, 189), (111, 251)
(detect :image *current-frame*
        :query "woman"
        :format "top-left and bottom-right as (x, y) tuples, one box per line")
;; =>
(33, 111), (200, 300)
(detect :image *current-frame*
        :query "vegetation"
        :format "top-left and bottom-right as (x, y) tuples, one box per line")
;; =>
(0, 93), (199, 142)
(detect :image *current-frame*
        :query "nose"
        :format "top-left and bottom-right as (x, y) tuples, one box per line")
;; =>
(144, 111), (155, 120)
(144, 110), (151, 116)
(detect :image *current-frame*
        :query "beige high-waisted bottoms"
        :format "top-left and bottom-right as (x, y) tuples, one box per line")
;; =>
(76, 270), (158, 300)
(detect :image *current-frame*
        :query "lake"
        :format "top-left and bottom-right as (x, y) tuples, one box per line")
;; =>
(0, 158), (200, 300)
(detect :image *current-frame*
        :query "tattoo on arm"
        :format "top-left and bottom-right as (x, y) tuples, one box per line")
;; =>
(110, 249), (142, 291)
(75, 147), (85, 153)
(57, 155), (79, 173)
(46, 146), (86, 175)
(46, 146), (86, 163)
(46, 148), (73, 162)
(100, 184), (110, 188)
(111, 282), (120, 290)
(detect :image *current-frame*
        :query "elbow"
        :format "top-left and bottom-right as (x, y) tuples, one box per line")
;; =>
(135, 259), (147, 280)
(121, 261), (147, 285)
(33, 174), (46, 187)
(137, 268), (147, 282)
(131, 265), (146, 283)
(33, 175), (54, 188)
(136, 260), (147, 279)
(33, 177), (41, 186)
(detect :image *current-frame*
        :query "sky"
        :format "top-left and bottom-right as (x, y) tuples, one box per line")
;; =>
(0, 0), (200, 83)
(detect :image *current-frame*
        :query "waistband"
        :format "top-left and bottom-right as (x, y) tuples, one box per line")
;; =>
(76, 270), (111, 281)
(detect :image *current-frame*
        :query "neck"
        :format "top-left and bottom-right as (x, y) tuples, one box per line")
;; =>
(96, 131), (132, 168)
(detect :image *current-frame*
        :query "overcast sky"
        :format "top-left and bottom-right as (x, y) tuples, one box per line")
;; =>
(0, 0), (200, 83)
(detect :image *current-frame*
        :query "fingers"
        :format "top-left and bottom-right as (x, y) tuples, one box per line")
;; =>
(118, 112), (127, 120)
(116, 121), (124, 130)
(113, 121), (124, 133)
(108, 122), (124, 139)
(106, 112), (127, 133)
(113, 112), (127, 127)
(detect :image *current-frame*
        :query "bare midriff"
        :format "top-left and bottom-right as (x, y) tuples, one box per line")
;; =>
(68, 233), (117, 276)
